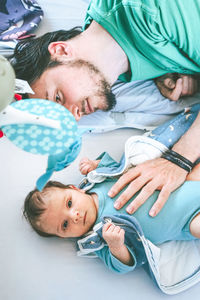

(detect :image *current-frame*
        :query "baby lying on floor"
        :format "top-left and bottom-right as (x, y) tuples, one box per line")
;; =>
(23, 104), (200, 274)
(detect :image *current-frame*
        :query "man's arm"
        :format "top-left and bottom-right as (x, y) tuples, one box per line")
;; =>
(155, 73), (199, 101)
(108, 112), (200, 217)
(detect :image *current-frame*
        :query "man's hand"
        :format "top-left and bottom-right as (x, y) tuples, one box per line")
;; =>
(108, 157), (188, 217)
(155, 73), (199, 101)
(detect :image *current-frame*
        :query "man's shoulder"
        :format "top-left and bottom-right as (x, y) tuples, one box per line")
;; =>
(88, 0), (123, 13)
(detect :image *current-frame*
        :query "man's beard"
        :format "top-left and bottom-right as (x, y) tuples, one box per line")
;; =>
(97, 78), (116, 111)
(63, 59), (116, 113)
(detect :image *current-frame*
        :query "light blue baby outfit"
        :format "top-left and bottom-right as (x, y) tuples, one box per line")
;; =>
(86, 165), (200, 274)
(92, 179), (200, 245)
(77, 103), (200, 275)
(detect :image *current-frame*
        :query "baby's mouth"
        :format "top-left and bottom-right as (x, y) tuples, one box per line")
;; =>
(83, 212), (87, 225)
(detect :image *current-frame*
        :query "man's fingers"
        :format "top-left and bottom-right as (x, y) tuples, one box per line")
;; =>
(113, 175), (151, 210)
(156, 74), (199, 100)
(108, 168), (140, 198)
(181, 75), (191, 96)
(110, 157), (188, 215)
(168, 78), (183, 101)
(157, 78), (182, 101)
(149, 186), (172, 217)
(181, 75), (198, 96)
(163, 77), (176, 90)
(125, 180), (159, 214)
(155, 76), (182, 100)
(181, 75), (189, 96)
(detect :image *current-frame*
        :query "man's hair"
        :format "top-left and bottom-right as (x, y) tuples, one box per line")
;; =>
(23, 181), (72, 237)
(11, 27), (82, 84)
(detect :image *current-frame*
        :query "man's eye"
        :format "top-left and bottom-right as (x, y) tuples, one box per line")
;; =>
(56, 94), (61, 103)
(63, 220), (68, 230)
(68, 200), (72, 208)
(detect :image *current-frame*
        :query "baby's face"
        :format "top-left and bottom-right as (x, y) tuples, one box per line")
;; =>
(37, 187), (98, 238)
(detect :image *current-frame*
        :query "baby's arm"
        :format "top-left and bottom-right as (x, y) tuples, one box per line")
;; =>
(79, 157), (100, 175)
(102, 223), (134, 266)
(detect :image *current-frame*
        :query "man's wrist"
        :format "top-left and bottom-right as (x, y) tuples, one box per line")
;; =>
(162, 149), (198, 173)
(172, 144), (198, 163)
(171, 111), (200, 162)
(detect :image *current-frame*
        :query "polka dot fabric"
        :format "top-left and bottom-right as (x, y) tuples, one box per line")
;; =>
(1, 99), (79, 155)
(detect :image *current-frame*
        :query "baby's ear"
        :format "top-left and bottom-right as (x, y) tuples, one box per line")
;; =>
(69, 185), (85, 193)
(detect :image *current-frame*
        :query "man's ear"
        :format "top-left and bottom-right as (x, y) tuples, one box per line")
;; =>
(48, 42), (73, 59)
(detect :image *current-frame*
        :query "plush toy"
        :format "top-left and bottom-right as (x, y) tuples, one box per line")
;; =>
(0, 99), (82, 190)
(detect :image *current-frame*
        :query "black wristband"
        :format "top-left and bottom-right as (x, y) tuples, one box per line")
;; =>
(167, 150), (194, 170)
(161, 150), (194, 173)
(194, 157), (200, 166)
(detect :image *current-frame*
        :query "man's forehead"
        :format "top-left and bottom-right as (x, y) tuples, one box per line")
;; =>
(30, 65), (65, 99)
(30, 77), (47, 99)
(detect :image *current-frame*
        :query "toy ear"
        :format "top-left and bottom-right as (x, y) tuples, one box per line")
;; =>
(0, 99), (83, 190)
(36, 138), (82, 191)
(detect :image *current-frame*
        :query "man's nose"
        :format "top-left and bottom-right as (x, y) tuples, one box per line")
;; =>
(67, 104), (82, 121)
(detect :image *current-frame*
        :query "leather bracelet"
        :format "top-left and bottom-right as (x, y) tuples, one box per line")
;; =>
(167, 149), (194, 169)
(161, 150), (194, 173)
(194, 157), (200, 166)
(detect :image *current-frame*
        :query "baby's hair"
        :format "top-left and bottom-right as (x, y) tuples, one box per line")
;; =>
(23, 181), (72, 237)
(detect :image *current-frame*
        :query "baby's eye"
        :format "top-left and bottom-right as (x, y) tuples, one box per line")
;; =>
(68, 200), (72, 208)
(63, 220), (68, 230)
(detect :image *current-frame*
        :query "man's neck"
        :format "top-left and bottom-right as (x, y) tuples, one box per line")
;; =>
(71, 21), (129, 85)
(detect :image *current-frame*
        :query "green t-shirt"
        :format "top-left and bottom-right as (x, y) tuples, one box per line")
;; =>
(84, 0), (200, 81)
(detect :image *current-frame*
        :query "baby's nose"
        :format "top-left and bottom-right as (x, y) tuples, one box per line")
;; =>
(71, 210), (80, 223)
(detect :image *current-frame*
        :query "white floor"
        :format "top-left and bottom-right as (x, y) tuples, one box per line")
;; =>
(1, 128), (200, 300)
(1, 0), (200, 299)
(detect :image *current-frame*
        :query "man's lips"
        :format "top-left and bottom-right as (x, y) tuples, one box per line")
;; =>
(85, 98), (94, 114)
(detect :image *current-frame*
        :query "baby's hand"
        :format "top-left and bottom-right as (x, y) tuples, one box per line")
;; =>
(102, 222), (125, 250)
(103, 222), (134, 266)
(79, 157), (100, 175)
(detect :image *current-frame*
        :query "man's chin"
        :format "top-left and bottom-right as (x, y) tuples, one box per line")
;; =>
(105, 91), (116, 111)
